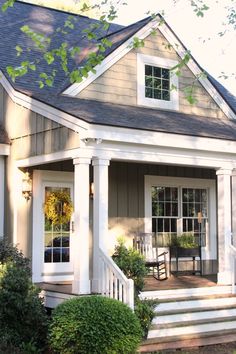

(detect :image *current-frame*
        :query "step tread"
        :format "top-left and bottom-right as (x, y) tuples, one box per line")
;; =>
(153, 308), (236, 326)
(155, 296), (236, 313)
(148, 319), (236, 339)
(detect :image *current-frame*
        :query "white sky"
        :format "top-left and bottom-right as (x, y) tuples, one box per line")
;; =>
(114, 0), (236, 95)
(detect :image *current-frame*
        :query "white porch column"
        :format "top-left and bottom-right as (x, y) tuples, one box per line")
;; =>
(217, 168), (232, 284)
(72, 157), (91, 294)
(232, 170), (236, 247)
(0, 156), (4, 239)
(92, 157), (110, 292)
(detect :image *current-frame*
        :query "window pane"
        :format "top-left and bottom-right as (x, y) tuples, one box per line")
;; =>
(162, 91), (170, 101)
(145, 87), (152, 98)
(162, 68), (169, 79)
(153, 89), (162, 99)
(145, 65), (152, 76)
(62, 248), (70, 262)
(162, 80), (169, 90)
(153, 78), (161, 89)
(145, 76), (152, 87)
(157, 187), (164, 201)
(153, 67), (161, 77)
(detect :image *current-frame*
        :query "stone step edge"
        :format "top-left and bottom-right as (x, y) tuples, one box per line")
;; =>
(139, 332), (236, 353)
(144, 327), (236, 345)
(152, 315), (236, 330)
(155, 304), (236, 316)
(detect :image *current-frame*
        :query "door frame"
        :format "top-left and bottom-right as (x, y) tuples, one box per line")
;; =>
(32, 170), (74, 282)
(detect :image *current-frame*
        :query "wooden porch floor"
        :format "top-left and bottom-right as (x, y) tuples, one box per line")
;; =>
(37, 274), (218, 295)
(143, 274), (218, 291)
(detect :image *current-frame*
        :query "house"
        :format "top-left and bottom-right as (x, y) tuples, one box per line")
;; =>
(1, 0), (236, 311)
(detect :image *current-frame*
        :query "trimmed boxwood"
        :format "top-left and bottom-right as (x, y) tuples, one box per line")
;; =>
(49, 295), (142, 354)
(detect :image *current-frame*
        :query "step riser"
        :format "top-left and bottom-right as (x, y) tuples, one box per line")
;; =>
(148, 320), (236, 339)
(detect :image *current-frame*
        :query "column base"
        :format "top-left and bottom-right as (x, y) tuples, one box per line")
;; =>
(72, 279), (91, 295)
(217, 271), (232, 285)
(91, 278), (100, 293)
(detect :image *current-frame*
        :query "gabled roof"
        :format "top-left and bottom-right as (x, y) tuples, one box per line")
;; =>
(0, 0), (236, 141)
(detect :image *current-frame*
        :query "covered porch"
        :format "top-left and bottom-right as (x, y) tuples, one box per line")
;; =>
(13, 132), (236, 308)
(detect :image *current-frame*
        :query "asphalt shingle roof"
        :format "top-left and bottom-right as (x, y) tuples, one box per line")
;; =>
(0, 0), (236, 141)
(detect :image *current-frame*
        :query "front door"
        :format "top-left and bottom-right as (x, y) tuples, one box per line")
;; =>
(43, 184), (73, 276)
(32, 171), (74, 283)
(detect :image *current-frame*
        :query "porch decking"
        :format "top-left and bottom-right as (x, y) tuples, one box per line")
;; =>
(37, 274), (218, 296)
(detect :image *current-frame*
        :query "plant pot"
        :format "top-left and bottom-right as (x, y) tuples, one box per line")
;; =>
(170, 246), (200, 258)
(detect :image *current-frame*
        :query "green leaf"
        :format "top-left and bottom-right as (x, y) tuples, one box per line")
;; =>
(1, 0), (15, 12)
(15, 45), (23, 57)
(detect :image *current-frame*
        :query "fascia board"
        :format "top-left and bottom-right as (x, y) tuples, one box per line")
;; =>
(80, 124), (236, 155)
(63, 16), (236, 121)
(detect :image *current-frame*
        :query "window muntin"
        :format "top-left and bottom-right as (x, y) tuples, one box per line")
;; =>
(145, 65), (170, 101)
(44, 187), (71, 263)
(151, 186), (208, 247)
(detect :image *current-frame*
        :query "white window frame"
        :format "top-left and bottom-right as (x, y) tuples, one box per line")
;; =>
(137, 54), (179, 110)
(0, 156), (4, 239)
(32, 170), (74, 283)
(144, 175), (217, 261)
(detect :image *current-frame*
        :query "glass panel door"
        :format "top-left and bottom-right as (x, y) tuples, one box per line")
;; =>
(43, 185), (73, 274)
(182, 188), (208, 246)
(152, 186), (178, 246)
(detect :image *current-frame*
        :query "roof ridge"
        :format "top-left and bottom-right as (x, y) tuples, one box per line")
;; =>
(98, 15), (152, 40)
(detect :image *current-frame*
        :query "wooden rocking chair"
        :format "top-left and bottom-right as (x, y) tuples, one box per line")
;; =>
(134, 233), (168, 280)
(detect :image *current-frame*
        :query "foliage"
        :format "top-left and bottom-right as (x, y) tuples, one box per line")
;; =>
(0, 240), (48, 352)
(134, 297), (158, 339)
(44, 190), (73, 225)
(170, 232), (198, 248)
(112, 239), (148, 294)
(48, 295), (142, 354)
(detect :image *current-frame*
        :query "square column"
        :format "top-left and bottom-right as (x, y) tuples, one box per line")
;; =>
(217, 168), (232, 284)
(232, 170), (236, 247)
(92, 157), (110, 292)
(72, 158), (91, 294)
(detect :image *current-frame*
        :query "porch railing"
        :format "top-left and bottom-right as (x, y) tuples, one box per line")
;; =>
(230, 244), (236, 294)
(98, 248), (134, 310)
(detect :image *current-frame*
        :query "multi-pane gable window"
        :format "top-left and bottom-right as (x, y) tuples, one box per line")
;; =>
(145, 65), (170, 101)
(137, 54), (179, 110)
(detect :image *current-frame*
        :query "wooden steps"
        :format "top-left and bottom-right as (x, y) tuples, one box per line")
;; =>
(139, 286), (236, 352)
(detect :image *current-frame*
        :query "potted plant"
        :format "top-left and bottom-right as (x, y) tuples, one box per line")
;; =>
(170, 233), (200, 257)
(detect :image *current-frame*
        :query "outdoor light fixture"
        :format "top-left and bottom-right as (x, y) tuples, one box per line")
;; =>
(22, 171), (32, 201)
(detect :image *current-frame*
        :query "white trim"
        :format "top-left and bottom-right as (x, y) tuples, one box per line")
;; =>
(32, 170), (74, 283)
(0, 71), (89, 133)
(137, 54), (179, 110)
(144, 176), (217, 261)
(0, 144), (10, 155)
(0, 157), (4, 238)
(63, 16), (235, 121)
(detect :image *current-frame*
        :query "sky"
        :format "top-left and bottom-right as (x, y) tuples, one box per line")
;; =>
(114, 0), (236, 95)
(23, 0), (236, 95)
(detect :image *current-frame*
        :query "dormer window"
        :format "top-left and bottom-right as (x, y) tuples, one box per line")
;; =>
(137, 54), (179, 110)
(145, 65), (170, 101)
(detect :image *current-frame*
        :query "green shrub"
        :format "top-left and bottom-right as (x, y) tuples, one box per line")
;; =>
(134, 298), (158, 338)
(49, 295), (142, 354)
(112, 239), (148, 294)
(0, 240), (48, 352)
(170, 233), (198, 248)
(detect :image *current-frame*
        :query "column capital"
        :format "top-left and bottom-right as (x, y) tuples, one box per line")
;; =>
(216, 168), (233, 176)
(92, 157), (110, 167)
(73, 157), (91, 165)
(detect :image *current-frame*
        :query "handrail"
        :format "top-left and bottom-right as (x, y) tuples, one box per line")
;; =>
(229, 244), (236, 293)
(98, 248), (134, 310)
